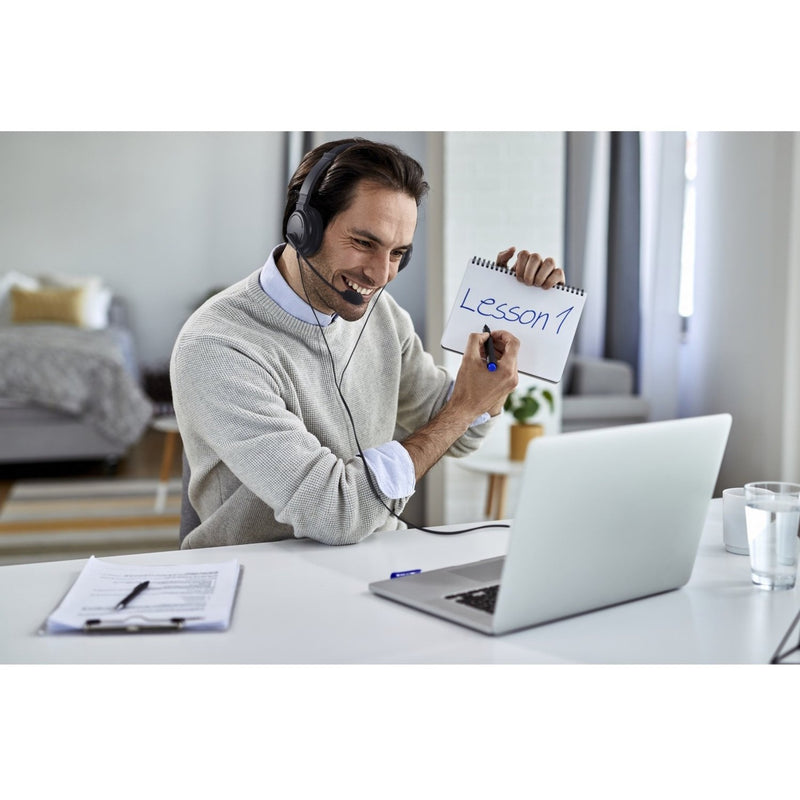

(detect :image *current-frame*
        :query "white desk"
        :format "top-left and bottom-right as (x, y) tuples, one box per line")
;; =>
(0, 500), (797, 664)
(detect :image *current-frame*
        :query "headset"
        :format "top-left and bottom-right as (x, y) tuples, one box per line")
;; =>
(285, 142), (413, 271)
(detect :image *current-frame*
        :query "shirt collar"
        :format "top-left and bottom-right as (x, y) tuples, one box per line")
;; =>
(259, 244), (336, 326)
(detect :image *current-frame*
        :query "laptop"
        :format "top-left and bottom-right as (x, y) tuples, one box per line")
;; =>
(369, 414), (732, 635)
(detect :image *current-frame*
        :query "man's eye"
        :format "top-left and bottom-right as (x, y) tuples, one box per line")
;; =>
(355, 238), (372, 248)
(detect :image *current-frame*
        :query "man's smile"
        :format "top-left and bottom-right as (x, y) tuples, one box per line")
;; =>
(343, 277), (376, 297)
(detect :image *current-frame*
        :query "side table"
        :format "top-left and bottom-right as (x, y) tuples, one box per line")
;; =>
(457, 455), (525, 520)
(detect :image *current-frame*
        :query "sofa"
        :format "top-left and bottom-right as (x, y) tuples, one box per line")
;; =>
(561, 355), (650, 433)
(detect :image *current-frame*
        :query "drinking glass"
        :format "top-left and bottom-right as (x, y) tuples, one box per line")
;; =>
(744, 482), (800, 590)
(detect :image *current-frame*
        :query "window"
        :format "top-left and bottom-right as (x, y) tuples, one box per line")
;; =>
(679, 131), (698, 336)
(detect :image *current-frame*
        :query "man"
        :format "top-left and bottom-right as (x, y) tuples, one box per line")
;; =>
(171, 137), (564, 548)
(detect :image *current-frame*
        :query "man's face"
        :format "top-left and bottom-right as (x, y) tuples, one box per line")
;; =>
(301, 180), (417, 321)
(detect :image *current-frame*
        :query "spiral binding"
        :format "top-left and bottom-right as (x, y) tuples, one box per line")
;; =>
(470, 255), (585, 296)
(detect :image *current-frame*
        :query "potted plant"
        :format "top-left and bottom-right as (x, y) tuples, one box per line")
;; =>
(504, 385), (556, 461)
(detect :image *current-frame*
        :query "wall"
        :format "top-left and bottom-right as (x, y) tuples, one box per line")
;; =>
(680, 132), (799, 489)
(426, 132), (566, 525)
(0, 132), (284, 366)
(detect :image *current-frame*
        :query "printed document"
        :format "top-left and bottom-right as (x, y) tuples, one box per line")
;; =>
(41, 556), (241, 633)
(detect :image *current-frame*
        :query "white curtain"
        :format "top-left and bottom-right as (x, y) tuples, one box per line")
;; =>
(565, 131), (609, 359)
(782, 131), (800, 479)
(639, 132), (687, 421)
(565, 131), (686, 421)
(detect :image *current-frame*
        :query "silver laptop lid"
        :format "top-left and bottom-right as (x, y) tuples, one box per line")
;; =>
(492, 414), (732, 633)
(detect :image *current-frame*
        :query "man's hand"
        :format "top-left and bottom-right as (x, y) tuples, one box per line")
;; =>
(449, 329), (520, 419)
(400, 330), (520, 481)
(496, 246), (564, 289)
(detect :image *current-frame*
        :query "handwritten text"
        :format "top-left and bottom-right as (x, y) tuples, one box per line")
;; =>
(458, 288), (574, 334)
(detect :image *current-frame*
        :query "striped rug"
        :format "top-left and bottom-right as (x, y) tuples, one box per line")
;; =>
(0, 478), (182, 565)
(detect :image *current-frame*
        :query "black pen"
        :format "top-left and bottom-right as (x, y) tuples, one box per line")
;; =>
(482, 325), (497, 372)
(114, 580), (150, 611)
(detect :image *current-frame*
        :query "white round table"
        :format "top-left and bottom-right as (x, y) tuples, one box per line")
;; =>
(457, 454), (526, 519)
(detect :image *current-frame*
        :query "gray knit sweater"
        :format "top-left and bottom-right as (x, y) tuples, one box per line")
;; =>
(170, 268), (493, 548)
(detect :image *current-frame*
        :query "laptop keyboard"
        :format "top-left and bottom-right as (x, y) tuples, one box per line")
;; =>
(445, 585), (499, 614)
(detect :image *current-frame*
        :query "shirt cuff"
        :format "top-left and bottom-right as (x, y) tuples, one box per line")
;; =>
(362, 441), (416, 500)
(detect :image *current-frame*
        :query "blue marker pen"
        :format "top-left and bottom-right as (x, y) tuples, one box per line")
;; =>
(390, 569), (422, 579)
(482, 325), (497, 371)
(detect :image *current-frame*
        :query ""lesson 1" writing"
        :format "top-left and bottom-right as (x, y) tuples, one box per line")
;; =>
(457, 287), (575, 335)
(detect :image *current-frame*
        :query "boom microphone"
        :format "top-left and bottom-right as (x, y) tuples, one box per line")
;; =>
(298, 251), (364, 306)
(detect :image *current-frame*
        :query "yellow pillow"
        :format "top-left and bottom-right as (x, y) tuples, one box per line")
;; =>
(10, 285), (87, 326)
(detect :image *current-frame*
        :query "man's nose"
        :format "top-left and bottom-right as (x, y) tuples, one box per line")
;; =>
(364, 250), (395, 285)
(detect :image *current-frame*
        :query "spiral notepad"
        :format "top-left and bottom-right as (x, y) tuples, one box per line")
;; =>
(441, 256), (587, 383)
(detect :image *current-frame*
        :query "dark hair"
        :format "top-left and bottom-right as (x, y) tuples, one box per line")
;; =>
(281, 137), (429, 240)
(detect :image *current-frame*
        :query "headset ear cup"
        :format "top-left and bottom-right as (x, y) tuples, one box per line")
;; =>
(398, 244), (413, 271)
(286, 206), (324, 256)
(285, 209), (306, 251)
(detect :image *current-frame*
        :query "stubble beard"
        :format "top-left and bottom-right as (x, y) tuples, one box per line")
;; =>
(300, 251), (371, 322)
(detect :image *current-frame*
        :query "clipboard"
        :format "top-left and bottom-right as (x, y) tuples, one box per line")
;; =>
(39, 556), (242, 635)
